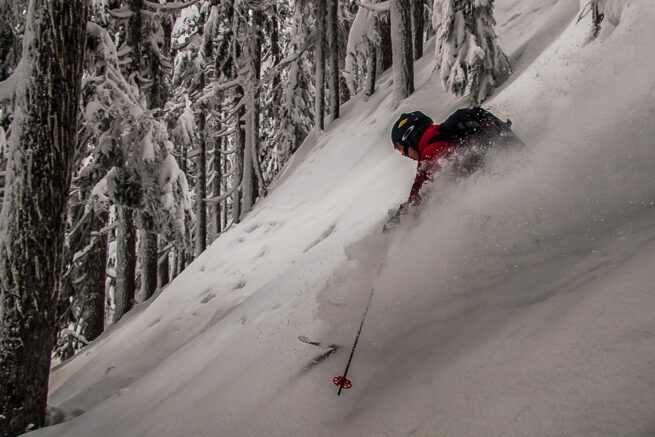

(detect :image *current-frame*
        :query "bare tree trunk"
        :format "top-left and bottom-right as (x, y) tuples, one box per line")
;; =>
(140, 230), (158, 300)
(220, 140), (227, 231)
(314, 0), (326, 131)
(0, 1), (87, 434)
(80, 209), (109, 342)
(365, 41), (377, 97)
(212, 134), (222, 240)
(231, 5), (244, 224)
(326, 0), (340, 121)
(390, 0), (414, 107)
(233, 102), (244, 224)
(377, 13), (393, 75)
(412, 0), (424, 60)
(113, 206), (136, 323)
(241, 8), (263, 217)
(195, 107), (207, 255)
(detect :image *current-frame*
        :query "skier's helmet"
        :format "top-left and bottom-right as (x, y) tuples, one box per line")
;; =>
(391, 111), (433, 156)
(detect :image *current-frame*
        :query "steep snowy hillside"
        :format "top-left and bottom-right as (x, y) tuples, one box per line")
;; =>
(32, 0), (655, 435)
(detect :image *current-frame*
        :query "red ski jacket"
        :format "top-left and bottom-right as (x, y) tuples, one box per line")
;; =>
(407, 124), (457, 206)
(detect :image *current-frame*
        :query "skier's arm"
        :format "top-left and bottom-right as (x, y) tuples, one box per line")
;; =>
(405, 143), (450, 208)
(383, 141), (451, 233)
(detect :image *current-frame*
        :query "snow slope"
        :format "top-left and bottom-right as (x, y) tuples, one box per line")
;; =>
(32, 0), (655, 435)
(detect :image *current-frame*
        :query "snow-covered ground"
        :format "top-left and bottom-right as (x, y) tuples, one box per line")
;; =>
(32, 0), (655, 435)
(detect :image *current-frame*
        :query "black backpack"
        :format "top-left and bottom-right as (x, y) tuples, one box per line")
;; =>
(430, 107), (522, 149)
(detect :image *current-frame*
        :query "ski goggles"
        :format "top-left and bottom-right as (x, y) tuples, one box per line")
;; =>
(394, 142), (408, 156)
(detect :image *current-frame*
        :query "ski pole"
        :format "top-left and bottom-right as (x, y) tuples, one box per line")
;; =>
(334, 285), (376, 395)
(334, 251), (387, 395)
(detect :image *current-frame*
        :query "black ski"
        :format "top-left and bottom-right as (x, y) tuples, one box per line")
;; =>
(298, 336), (342, 370)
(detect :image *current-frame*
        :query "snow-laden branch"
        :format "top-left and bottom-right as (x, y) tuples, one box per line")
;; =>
(58, 329), (89, 346)
(201, 78), (242, 100)
(109, 6), (133, 19)
(357, 0), (390, 13)
(143, 0), (201, 12)
(205, 181), (240, 205)
(210, 126), (235, 140)
(98, 221), (120, 235)
(260, 29), (317, 83)
(148, 36), (173, 69)
(0, 58), (25, 102)
(242, 0), (277, 12)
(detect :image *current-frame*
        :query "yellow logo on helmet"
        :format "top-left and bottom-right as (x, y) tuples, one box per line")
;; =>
(398, 118), (408, 128)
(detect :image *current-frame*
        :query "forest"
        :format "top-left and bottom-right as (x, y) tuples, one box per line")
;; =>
(0, 0), (616, 436)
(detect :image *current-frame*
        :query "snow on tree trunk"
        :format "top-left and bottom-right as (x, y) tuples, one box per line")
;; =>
(390, 0), (415, 108)
(412, 0), (425, 60)
(327, 0), (340, 121)
(315, 0), (326, 131)
(0, 0), (87, 434)
(344, 3), (382, 98)
(433, 0), (511, 106)
(140, 231), (158, 300)
(113, 206), (136, 323)
(157, 238), (169, 289)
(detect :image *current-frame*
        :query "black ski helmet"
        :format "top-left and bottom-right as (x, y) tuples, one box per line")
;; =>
(391, 111), (433, 155)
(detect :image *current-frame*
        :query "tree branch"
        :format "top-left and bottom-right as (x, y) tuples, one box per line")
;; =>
(357, 0), (391, 13)
(143, 0), (201, 12)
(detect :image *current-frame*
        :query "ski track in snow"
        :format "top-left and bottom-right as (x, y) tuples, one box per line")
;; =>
(31, 0), (655, 436)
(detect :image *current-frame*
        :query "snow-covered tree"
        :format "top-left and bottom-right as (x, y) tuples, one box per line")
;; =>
(377, 8), (393, 75)
(433, 0), (510, 106)
(79, 15), (191, 321)
(56, 184), (109, 361)
(314, 0), (327, 131)
(343, 0), (406, 104)
(239, 3), (266, 216)
(412, 0), (425, 59)
(579, 0), (628, 42)
(391, 0), (414, 107)
(327, 0), (340, 120)
(269, 0), (313, 175)
(89, 0), (194, 315)
(0, 0), (26, 81)
(0, 1), (87, 433)
(344, 3), (379, 96)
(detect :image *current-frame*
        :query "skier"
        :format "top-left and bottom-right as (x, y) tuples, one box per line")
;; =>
(385, 108), (521, 230)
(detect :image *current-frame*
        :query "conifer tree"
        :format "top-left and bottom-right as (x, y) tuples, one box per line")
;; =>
(391, 0), (414, 107)
(0, 1), (87, 433)
(412, 0), (425, 59)
(314, 0), (327, 131)
(433, 0), (510, 106)
(327, 0), (340, 120)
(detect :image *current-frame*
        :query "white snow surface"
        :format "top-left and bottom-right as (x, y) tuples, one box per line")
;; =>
(32, 1), (655, 435)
